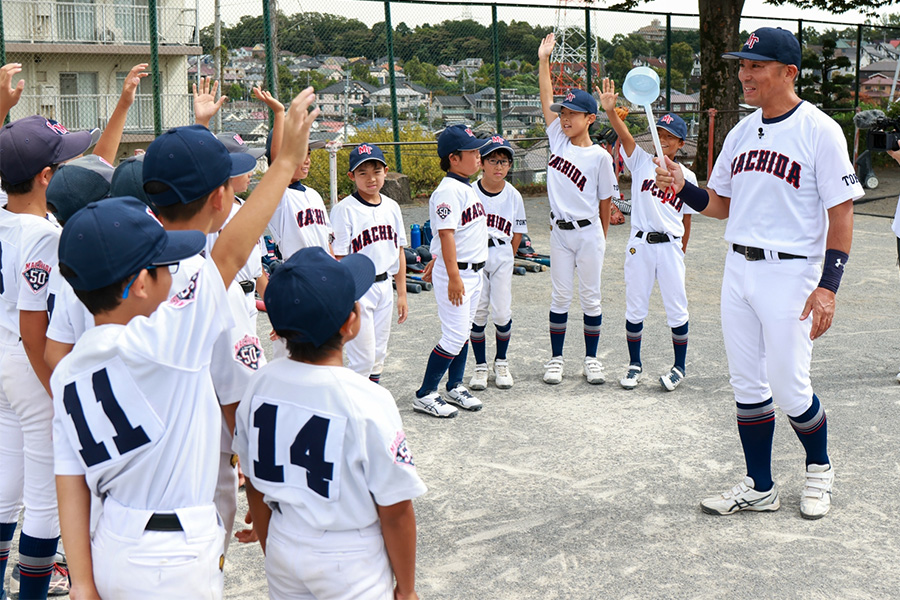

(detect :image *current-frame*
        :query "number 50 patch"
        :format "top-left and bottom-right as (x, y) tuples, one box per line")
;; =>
(22, 260), (51, 293)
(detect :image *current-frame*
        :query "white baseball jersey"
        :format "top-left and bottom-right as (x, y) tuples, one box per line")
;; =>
(708, 101), (864, 257)
(622, 145), (697, 238)
(331, 192), (407, 275)
(207, 201), (264, 285)
(233, 359), (427, 531)
(47, 269), (94, 344)
(546, 119), (618, 222)
(429, 174), (488, 265)
(892, 196), (900, 238)
(0, 211), (59, 344)
(473, 180), (527, 243)
(269, 182), (333, 259)
(51, 258), (232, 510)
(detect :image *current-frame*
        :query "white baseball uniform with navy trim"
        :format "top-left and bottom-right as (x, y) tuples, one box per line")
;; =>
(207, 200), (265, 321)
(47, 270), (94, 344)
(331, 192), (407, 378)
(707, 101), (864, 414)
(269, 182), (333, 259)
(232, 359), (426, 600)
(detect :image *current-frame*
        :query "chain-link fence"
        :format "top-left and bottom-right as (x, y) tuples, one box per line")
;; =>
(2, 0), (898, 182)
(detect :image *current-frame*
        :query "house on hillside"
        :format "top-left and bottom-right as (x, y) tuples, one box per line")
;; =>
(369, 82), (429, 114)
(861, 73), (897, 104)
(318, 80), (378, 118)
(473, 118), (528, 138)
(430, 95), (474, 125)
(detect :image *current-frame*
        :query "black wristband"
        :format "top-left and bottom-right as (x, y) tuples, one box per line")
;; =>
(818, 249), (848, 294)
(676, 181), (710, 213)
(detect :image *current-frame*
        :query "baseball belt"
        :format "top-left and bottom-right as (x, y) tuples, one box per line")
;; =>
(555, 218), (593, 230)
(239, 280), (255, 293)
(732, 244), (806, 261)
(374, 272), (389, 282)
(636, 231), (672, 244)
(145, 513), (183, 532)
(487, 238), (507, 247)
(457, 261), (486, 272)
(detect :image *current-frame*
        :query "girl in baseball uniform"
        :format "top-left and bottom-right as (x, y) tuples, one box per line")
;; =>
(600, 79), (696, 392)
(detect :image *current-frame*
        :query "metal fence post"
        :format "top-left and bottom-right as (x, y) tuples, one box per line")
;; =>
(797, 19), (803, 97)
(584, 8), (592, 93)
(492, 5), (502, 135)
(385, 0), (402, 172)
(149, 0), (162, 136)
(0, 2), (6, 125)
(263, 0), (278, 128)
(214, 0), (222, 133)
(665, 14), (671, 111)
(854, 24), (862, 109)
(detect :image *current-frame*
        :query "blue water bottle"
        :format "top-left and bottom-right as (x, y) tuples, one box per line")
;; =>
(410, 223), (421, 249)
(423, 220), (432, 245)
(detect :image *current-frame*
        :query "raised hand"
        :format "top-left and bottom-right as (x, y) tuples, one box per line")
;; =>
(193, 76), (227, 127)
(253, 87), (284, 114)
(598, 78), (619, 113)
(538, 33), (555, 61)
(119, 63), (149, 107)
(0, 63), (25, 120)
(277, 87), (320, 168)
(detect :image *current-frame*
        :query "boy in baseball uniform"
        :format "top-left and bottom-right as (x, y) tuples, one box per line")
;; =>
(331, 143), (408, 382)
(413, 124), (489, 418)
(538, 33), (618, 385)
(50, 90), (318, 599)
(468, 135), (527, 391)
(600, 79), (696, 391)
(234, 246), (425, 600)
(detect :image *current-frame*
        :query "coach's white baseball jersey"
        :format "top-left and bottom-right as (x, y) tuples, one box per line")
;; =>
(473, 180), (527, 243)
(47, 269), (94, 344)
(233, 359), (427, 531)
(623, 146), (697, 238)
(546, 119), (618, 222)
(331, 192), (407, 275)
(269, 182), (333, 259)
(429, 174), (488, 265)
(708, 102), (864, 257)
(51, 258), (232, 509)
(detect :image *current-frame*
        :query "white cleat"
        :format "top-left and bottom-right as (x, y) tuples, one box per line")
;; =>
(543, 357), (564, 384)
(412, 392), (458, 418)
(446, 385), (483, 411)
(619, 365), (642, 390)
(700, 476), (780, 515)
(582, 356), (606, 384)
(469, 363), (489, 390)
(493, 360), (514, 389)
(800, 463), (834, 520)
(660, 366), (685, 391)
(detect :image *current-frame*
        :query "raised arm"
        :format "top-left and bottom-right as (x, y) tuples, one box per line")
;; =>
(212, 88), (319, 285)
(0, 63), (25, 124)
(598, 78), (635, 157)
(253, 87), (285, 162)
(92, 63), (148, 163)
(193, 77), (227, 129)
(538, 34), (557, 127)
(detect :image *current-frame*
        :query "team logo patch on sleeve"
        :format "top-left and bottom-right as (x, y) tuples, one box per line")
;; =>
(168, 271), (200, 308)
(233, 334), (262, 370)
(435, 203), (452, 220)
(390, 431), (415, 467)
(22, 261), (51, 293)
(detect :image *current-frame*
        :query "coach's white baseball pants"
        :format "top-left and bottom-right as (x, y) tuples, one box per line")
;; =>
(433, 260), (483, 355)
(474, 244), (514, 327)
(92, 498), (225, 599)
(0, 343), (59, 538)
(344, 278), (394, 377)
(623, 230), (689, 327)
(721, 250), (819, 416)
(264, 513), (392, 600)
(549, 221), (605, 316)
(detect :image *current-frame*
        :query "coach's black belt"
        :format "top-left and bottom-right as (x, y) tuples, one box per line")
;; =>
(239, 280), (255, 294)
(487, 238), (507, 247)
(637, 231), (672, 244)
(732, 244), (806, 261)
(458, 261), (486, 272)
(374, 272), (389, 282)
(555, 218), (593, 230)
(145, 513), (183, 532)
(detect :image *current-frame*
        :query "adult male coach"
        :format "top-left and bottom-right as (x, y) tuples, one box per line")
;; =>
(656, 27), (863, 519)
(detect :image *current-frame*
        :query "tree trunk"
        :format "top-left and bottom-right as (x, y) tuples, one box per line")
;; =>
(695, 0), (745, 179)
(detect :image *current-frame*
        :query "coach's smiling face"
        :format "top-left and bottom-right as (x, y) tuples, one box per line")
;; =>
(738, 59), (798, 110)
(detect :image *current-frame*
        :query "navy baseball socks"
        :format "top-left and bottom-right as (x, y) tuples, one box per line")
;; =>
(416, 345), (455, 398)
(737, 398), (776, 492)
(470, 324), (487, 364)
(626, 320), (643, 366)
(16, 533), (59, 599)
(549, 311), (567, 357)
(494, 320), (511, 361)
(671, 322), (688, 374)
(583, 314), (602, 357)
(445, 341), (469, 392)
(0, 522), (13, 592)
(789, 395), (829, 466)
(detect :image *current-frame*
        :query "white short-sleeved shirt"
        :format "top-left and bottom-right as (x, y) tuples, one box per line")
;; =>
(207, 201), (264, 285)
(233, 359), (427, 532)
(51, 259), (233, 510)
(546, 119), (619, 223)
(269, 182), (333, 259)
(428, 174), (488, 264)
(47, 269), (94, 344)
(0, 210), (59, 344)
(622, 145), (697, 238)
(708, 101), (864, 257)
(331, 192), (407, 276)
(473, 180), (528, 243)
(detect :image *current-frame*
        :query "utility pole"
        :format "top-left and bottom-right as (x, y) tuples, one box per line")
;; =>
(343, 70), (350, 141)
(214, 0), (222, 133)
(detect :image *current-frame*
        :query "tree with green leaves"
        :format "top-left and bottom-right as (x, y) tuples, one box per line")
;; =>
(799, 38), (854, 108)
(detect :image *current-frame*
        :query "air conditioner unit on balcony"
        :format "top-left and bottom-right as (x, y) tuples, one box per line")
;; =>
(32, 3), (53, 40)
(39, 85), (58, 107)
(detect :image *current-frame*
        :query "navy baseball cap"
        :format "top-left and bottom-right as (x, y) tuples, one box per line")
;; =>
(550, 89), (598, 115)
(656, 113), (687, 140)
(348, 143), (387, 172)
(437, 124), (489, 158)
(110, 154), (151, 206)
(215, 132), (266, 166)
(143, 125), (257, 207)
(479, 134), (514, 158)
(59, 196), (207, 291)
(265, 246), (375, 348)
(0, 115), (100, 185)
(265, 128), (326, 164)
(723, 27), (801, 69)
(46, 155), (115, 224)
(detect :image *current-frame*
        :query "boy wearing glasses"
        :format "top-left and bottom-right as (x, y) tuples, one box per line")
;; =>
(468, 136), (527, 391)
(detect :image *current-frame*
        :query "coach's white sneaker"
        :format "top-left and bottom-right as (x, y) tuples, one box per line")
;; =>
(582, 356), (606, 384)
(469, 364), (489, 390)
(620, 365), (642, 389)
(660, 366), (685, 391)
(446, 385), (483, 411)
(493, 360), (514, 389)
(543, 357), (564, 384)
(700, 476), (781, 515)
(800, 463), (834, 520)
(413, 392), (458, 418)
